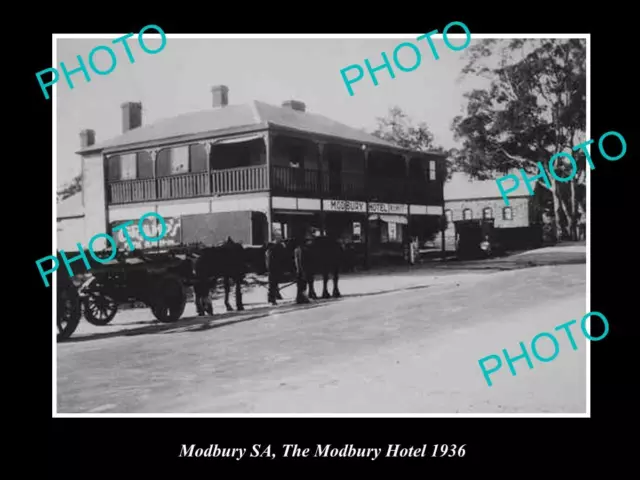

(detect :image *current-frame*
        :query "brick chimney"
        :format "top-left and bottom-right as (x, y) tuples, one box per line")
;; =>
(282, 100), (306, 112)
(121, 102), (142, 133)
(211, 85), (229, 108)
(79, 129), (96, 148)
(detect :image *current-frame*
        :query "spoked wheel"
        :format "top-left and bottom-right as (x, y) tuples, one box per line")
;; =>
(57, 288), (82, 341)
(83, 292), (118, 326)
(151, 275), (187, 323)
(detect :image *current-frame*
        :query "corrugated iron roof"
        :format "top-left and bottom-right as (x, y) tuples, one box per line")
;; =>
(78, 100), (403, 154)
(444, 171), (532, 200)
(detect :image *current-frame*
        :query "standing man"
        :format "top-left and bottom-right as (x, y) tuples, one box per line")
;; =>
(294, 237), (310, 304)
(266, 238), (285, 305)
(409, 236), (418, 265)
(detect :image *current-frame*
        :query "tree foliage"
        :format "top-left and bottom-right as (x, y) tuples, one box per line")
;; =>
(451, 39), (586, 240)
(371, 106), (453, 179)
(57, 174), (82, 203)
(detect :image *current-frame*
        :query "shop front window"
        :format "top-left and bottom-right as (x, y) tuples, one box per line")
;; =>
(271, 222), (284, 240)
(352, 221), (362, 242)
(388, 222), (397, 241)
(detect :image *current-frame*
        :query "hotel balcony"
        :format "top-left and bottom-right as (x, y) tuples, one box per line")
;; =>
(107, 165), (441, 206)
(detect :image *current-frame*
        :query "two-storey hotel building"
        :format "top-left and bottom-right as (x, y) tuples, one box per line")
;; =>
(64, 85), (446, 262)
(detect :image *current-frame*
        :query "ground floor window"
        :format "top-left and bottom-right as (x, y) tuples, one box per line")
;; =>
(369, 219), (406, 245)
(271, 221), (288, 240)
(325, 212), (367, 243)
(272, 212), (321, 241)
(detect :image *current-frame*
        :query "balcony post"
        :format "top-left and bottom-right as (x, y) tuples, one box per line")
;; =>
(204, 142), (213, 194)
(362, 145), (370, 270)
(265, 131), (273, 242)
(316, 141), (326, 234)
(316, 141), (325, 196)
(403, 154), (411, 205)
(148, 148), (159, 199)
(403, 154), (412, 241)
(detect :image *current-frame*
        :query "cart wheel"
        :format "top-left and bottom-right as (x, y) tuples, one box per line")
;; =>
(151, 275), (187, 323)
(58, 287), (82, 341)
(83, 292), (118, 326)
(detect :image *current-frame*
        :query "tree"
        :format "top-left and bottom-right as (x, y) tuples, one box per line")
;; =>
(371, 106), (454, 178)
(451, 39), (586, 240)
(57, 174), (82, 203)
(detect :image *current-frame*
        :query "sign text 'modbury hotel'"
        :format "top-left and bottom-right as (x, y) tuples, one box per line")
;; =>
(324, 200), (407, 214)
(325, 200), (366, 212)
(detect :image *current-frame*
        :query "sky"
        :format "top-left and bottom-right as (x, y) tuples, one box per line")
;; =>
(56, 36), (489, 188)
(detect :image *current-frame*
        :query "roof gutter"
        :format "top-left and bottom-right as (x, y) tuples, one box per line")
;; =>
(75, 123), (270, 156)
(267, 124), (447, 158)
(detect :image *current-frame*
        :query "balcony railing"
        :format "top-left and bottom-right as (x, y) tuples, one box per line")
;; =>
(108, 165), (269, 205)
(107, 164), (438, 205)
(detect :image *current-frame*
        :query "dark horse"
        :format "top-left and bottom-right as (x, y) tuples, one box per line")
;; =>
(190, 237), (247, 316)
(266, 236), (344, 303)
(300, 236), (344, 301)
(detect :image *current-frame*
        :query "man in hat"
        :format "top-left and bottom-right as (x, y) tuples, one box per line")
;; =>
(265, 238), (285, 305)
(293, 237), (310, 304)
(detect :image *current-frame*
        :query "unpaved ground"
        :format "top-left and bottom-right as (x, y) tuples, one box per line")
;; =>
(57, 262), (587, 414)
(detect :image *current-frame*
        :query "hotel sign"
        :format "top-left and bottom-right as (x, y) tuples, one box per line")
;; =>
(368, 202), (408, 215)
(323, 199), (366, 213)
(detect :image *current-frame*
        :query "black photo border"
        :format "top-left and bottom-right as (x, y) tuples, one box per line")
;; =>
(18, 9), (631, 473)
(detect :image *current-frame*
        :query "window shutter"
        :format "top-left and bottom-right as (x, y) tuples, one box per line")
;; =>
(171, 146), (189, 174)
(107, 155), (121, 181)
(156, 149), (172, 177)
(189, 144), (208, 173)
(136, 151), (154, 179)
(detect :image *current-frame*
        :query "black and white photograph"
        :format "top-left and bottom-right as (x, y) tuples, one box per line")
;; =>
(52, 33), (589, 415)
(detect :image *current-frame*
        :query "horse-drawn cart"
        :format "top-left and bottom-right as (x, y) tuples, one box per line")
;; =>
(78, 251), (190, 327)
(57, 272), (82, 341)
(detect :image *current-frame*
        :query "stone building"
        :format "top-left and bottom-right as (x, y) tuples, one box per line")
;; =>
(441, 172), (543, 251)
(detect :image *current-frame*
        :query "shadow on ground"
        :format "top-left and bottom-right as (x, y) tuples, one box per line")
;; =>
(59, 248), (584, 344)
(60, 284), (437, 344)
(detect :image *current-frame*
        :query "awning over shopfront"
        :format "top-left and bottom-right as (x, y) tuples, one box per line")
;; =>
(368, 214), (408, 224)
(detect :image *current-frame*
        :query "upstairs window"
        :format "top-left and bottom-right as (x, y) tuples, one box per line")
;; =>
(428, 160), (437, 181)
(136, 151), (154, 179)
(189, 144), (208, 173)
(106, 155), (121, 181)
(483, 207), (493, 219)
(463, 208), (473, 220)
(170, 146), (189, 174)
(157, 144), (208, 176)
(503, 207), (513, 220)
(119, 153), (137, 180)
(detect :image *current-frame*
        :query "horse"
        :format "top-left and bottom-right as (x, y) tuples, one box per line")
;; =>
(191, 237), (247, 315)
(301, 236), (344, 301)
(265, 236), (344, 304)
